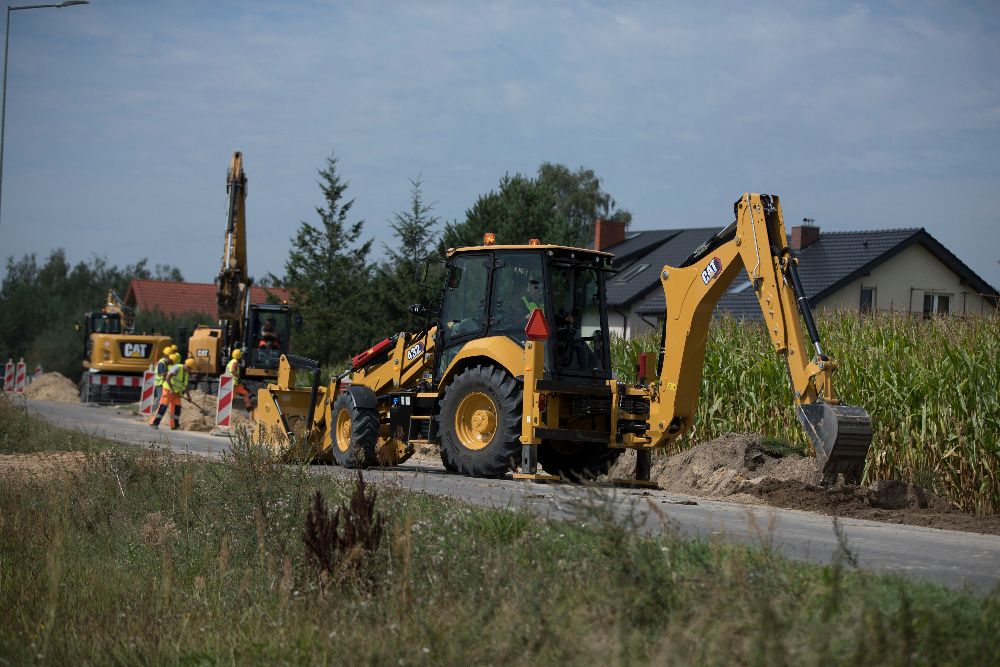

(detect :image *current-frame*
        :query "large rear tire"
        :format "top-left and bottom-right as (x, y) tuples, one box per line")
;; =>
(539, 442), (622, 481)
(331, 391), (379, 468)
(438, 365), (522, 477)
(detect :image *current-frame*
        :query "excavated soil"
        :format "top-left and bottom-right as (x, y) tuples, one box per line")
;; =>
(142, 389), (252, 432)
(608, 433), (1000, 536)
(0, 451), (89, 481)
(23, 372), (80, 403)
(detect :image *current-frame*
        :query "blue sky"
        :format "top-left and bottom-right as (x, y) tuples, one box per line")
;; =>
(2, 1), (998, 290)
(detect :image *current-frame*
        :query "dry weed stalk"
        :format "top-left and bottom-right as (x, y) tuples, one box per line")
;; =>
(302, 471), (385, 586)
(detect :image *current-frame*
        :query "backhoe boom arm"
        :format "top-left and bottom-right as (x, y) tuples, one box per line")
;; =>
(646, 193), (871, 481)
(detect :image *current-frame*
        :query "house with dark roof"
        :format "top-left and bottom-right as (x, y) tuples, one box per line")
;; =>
(593, 217), (999, 337)
(123, 279), (290, 319)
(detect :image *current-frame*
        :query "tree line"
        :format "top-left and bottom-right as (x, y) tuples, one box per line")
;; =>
(275, 154), (631, 369)
(0, 153), (630, 377)
(0, 255), (192, 380)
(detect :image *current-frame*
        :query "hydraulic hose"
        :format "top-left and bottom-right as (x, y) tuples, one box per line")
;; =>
(783, 255), (823, 357)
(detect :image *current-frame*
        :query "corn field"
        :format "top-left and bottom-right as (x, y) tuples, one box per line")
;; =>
(611, 311), (1000, 514)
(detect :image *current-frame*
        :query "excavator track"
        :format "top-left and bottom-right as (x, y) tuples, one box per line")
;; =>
(796, 403), (873, 485)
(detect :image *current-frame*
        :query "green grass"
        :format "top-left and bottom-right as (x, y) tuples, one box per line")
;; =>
(611, 311), (1000, 514)
(2, 399), (999, 665)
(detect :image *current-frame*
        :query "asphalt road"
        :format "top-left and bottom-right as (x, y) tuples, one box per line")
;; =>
(19, 398), (1000, 593)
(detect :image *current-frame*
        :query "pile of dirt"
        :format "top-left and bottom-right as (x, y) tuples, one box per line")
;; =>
(23, 372), (80, 403)
(0, 451), (88, 481)
(143, 389), (251, 432)
(609, 433), (1000, 535)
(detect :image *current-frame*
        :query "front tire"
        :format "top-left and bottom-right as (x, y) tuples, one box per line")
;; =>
(331, 392), (379, 467)
(438, 365), (522, 477)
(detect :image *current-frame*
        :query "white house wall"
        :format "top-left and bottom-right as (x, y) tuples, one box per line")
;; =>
(820, 244), (996, 316)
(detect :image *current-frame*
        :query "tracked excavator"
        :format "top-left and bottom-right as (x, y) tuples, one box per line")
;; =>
(255, 194), (872, 484)
(78, 289), (171, 403)
(187, 151), (293, 392)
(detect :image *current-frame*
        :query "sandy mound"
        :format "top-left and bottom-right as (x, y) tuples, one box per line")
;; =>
(608, 433), (1000, 535)
(0, 451), (88, 481)
(23, 372), (80, 403)
(608, 432), (821, 495)
(165, 389), (253, 432)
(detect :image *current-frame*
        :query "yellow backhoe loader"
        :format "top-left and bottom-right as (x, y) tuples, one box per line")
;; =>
(78, 289), (171, 403)
(255, 194), (872, 484)
(187, 151), (293, 392)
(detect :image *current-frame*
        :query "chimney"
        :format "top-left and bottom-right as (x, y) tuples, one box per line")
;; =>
(791, 219), (820, 250)
(593, 217), (626, 251)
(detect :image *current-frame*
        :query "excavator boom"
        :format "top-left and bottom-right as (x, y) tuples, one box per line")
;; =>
(217, 151), (249, 340)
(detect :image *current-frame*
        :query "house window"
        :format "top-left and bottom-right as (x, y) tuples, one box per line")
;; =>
(922, 292), (951, 317)
(728, 280), (753, 295)
(616, 263), (649, 283)
(859, 287), (875, 312)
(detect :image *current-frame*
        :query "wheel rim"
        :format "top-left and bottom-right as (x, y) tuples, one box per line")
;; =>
(454, 391), (497, 451)
(335, 407), (352, 453)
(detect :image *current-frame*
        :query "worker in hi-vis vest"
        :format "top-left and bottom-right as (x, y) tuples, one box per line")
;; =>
(151, 357), (194, 430)
(225, 348), (253, 411)
(150, 345), (175, 410)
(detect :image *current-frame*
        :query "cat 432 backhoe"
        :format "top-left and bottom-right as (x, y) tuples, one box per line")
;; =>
(255, 193), (872, 484)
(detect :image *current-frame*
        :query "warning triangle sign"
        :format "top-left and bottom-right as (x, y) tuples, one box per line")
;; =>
(525, 308), (550, 341)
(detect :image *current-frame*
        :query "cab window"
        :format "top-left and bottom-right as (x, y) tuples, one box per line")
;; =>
(549, 263), (608, 375)
(489, 253), (545, 334)
(440, 254), (490, 344)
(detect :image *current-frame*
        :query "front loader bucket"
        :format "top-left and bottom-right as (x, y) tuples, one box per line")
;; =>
(796, 403), (872, 484)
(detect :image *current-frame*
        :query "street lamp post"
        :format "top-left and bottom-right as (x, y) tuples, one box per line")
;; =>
(0, 0), (87, 234)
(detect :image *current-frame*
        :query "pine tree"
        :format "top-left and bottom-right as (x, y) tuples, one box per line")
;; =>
(375, 177), (440, 334)
(282, 153), (374, 368)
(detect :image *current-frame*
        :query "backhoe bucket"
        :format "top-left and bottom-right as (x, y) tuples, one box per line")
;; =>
(796, 403), (872, 484)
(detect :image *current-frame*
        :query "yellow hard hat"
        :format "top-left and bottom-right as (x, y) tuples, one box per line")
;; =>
(164, 346), (175, 356)
(170, 353), (181, 364)
(184, 358), (196, 369)
(231, 348), (243, 360)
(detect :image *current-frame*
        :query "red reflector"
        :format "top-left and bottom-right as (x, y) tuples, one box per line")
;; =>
(637, 353), (647, 379)
(525, 309), (549, 341)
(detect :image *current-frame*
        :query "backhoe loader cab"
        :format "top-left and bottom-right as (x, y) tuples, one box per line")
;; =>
(245, 303), (292, 372)
(435, 245), (615, 384)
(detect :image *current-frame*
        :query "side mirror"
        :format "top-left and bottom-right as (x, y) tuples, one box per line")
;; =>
(74, 322), (82, 332)
(417, 256), (446, 289)
(294, 314), (304, 331)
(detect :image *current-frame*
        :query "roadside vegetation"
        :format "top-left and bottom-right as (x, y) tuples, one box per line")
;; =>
(611, 311), (1000, 514)
(2, 399), (998, 664)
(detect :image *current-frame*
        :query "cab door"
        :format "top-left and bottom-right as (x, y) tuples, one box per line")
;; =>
(434, 252), (491, 379)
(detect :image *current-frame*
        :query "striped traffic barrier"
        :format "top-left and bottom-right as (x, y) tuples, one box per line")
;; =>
(3, 359), (13, 392)
(216, 374), (234, 429)
(14, 359), (27, 394)
(139, 366), (156, 416)
(87, 374), (144, 388)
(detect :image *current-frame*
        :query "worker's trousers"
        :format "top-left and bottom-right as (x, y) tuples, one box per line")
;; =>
(151, 390), (181, 429)
(235, 382), (252, 409)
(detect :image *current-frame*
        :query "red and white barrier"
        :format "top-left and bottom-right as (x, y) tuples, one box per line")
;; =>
(2, 359), (12, 392)
(14, 359), (26, 394)
(139, 366), (156, 415)
(216, 374), (234, 428)
(86, 374), (143, 388)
